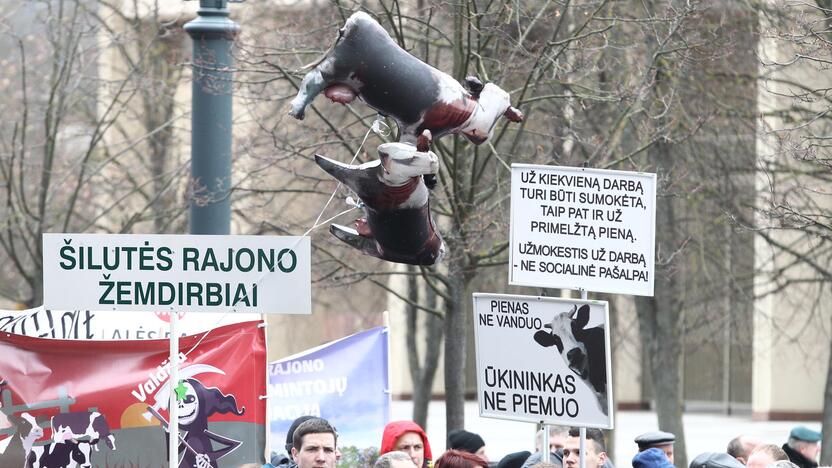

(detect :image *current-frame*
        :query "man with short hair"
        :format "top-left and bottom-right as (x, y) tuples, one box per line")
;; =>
(375, 451), (418, 468)
(562, 428), (608, 468)
(727, 435), (763, 465)
(291, 418), (338, 468)
(746, 443), (789, 468)
(522, 426), (569, 468)
(634, 431), (675, 464)
(272, 415), (317, 468)
(782, 427), (821, 468)
(537, 426), (570, 454)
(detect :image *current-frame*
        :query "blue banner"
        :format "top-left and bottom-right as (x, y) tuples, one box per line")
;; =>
(268, 327), (389, 452)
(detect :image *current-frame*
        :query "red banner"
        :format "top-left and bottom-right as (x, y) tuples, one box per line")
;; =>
(0, 320), (266, 468)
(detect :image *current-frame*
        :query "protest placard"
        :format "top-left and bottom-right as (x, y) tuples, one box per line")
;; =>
(43, 233), (310, 314)
(473, 293), (613, 428)
(509, 164), (656, 296)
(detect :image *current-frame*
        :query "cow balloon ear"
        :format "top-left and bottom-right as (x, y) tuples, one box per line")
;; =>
(534, 330), (557, 347)
(575, 305), (591, 328)
(465, 76), (484, 98)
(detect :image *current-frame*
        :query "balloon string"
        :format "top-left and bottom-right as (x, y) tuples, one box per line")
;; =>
(488, 141), (512, 171)
(302, 125), (373, 238)
(182, 117), (387, 357)
(13, 118), (388, 360)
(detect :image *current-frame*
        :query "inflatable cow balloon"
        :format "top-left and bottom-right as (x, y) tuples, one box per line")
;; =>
(315, 135), (445, 266)
(290, 11), (523, 145)
(291, 11), (523, 265)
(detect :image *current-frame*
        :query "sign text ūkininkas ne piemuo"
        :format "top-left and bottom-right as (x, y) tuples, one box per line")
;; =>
(43, 234), (311, 314)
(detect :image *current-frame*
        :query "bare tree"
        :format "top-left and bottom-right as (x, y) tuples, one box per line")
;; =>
(0, 0), (190, 307)
(234, 2), (764, 457)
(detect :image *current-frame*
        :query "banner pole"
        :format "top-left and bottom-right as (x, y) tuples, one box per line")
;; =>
(542, 424), (550, 462)
(170, 313), (179, 468)
(579, 289), (587, 468)
(383, 310), (392, 423)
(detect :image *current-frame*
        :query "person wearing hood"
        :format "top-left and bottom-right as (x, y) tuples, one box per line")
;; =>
(381, 420), (433, 468)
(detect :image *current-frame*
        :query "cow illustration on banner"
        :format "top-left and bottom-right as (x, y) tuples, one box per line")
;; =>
(0, 321), (266, 467)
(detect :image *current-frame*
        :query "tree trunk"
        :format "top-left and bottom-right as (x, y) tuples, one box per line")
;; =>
(821, 303), (832, 465)
(635, 135), (687, 468)
(407, 266), (445, 428)
(636, 294), (687, 468)
(444, 270), (468, 431)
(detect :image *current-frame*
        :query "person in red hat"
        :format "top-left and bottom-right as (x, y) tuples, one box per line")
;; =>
(381, 421), (433, 468)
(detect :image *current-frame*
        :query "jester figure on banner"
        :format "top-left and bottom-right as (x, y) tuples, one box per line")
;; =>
(0, 321), (265, 468)
(290, 11), (523, 266)
(150, 366), (246, 468)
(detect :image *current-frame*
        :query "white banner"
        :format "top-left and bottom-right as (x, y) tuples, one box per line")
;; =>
(43, 233), (311, 314)
(0, 306), (261, 340)
(509, 164), (656, 296)
(473, 293), (613, 428)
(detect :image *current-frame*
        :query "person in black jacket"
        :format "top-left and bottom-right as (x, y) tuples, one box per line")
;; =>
(781, 426), (821, 468)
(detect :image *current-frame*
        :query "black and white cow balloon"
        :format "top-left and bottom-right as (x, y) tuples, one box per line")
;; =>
(291, 11), (523, 265)
(289, 11), (523, 145)
(315, 135), (445, 265)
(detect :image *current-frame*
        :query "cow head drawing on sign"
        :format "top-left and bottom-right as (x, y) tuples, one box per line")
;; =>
(533, 304), (608, 415)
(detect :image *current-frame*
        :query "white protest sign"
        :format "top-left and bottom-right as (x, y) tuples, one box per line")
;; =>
(473, 293), (613, 428)
(509, 164), (656, 296)
(43, 234), (311, 314)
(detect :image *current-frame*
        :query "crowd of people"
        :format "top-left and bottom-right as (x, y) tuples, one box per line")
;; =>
(249, 417), (823, 468)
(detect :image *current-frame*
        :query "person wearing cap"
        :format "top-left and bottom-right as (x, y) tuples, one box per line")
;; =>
(635, 431), (676, 464)
(381, 420), (433, 468)
(782, 426), (821, 468)
(633, 448), (674, 468)
(447, 429), (488, 460)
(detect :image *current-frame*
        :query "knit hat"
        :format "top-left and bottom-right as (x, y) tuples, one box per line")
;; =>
(447, 429), (486, 454)
(497, 451), (531, 468)
(789, 426), (821, 443)
(633, 448), (674, 468)
(285, 415), (316, 453)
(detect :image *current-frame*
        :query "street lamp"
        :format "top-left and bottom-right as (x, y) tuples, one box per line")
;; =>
(170, 3), (241, 467)
(185, 0), (242, 235)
